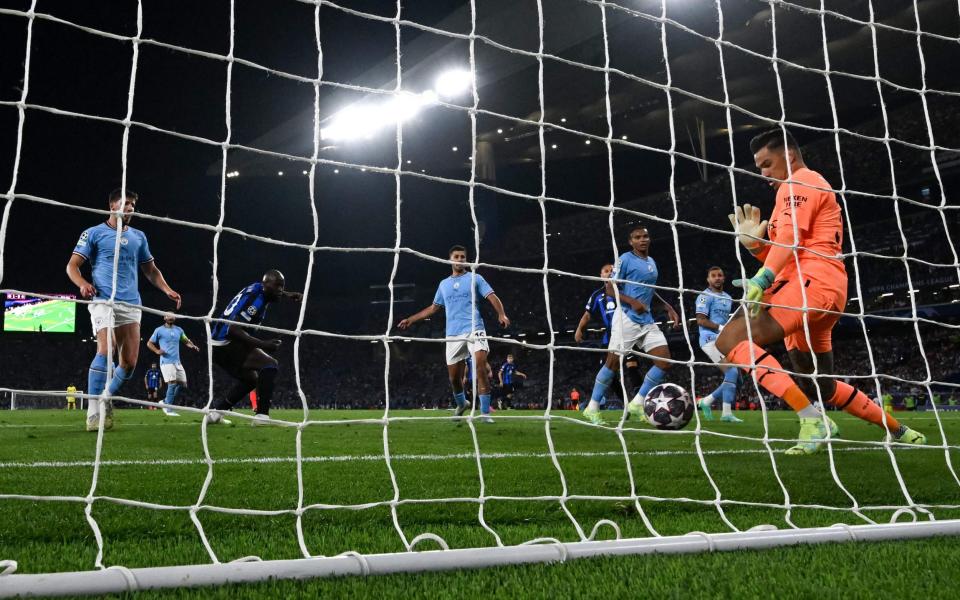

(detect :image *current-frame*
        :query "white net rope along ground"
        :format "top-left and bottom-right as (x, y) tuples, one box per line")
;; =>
(1, 0), (960, 591)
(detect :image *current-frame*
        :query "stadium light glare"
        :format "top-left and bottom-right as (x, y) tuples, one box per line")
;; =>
(434, 69), (473, 98)
(497, 128), (503, 134)
(278, 171), (283, 176)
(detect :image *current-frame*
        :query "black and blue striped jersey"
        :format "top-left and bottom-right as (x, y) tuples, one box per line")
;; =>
(210, 282), (269, 346)
(585, 287), (616, 344)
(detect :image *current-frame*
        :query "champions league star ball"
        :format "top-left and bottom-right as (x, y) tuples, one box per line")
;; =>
(643, 383), (694, 430)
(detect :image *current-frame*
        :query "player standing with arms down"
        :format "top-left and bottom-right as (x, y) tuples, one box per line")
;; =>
(695, 267), (743, 422)
(144, 362), (162, 406)
(497, 353), (526, 409)
(66, 385), (78, 410)
(147, 313), (200, 416)
(67, 189), (182, 431)
(582, 226), (681, 425)
(717, 128), (925, 454)
(207, 270), (302, 425)
(398, 245), (510, 423)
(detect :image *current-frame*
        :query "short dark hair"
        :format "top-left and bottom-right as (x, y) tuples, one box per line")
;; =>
(108, 188), (138, 204)
(707, 266), (724, 275)
(627, 224), (647, 237)
(449, 245), (467, 257)
(749, 127), (799, 155)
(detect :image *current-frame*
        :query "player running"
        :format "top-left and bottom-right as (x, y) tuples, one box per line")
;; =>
(67, 188), (182, 431)
(717, 127), (925, 454)
(398, 245), (510, 424)
(695, 266), (743, 423)
(207, 270), (302, 425)
(147, 313), (200, 417)
(583, 226), (681, 425)
(575, 263), (643, 409)
(498, 353), (527, 409)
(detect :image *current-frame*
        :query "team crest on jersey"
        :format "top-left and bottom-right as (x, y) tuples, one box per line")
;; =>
(120, 237), (129, 246)
(648, 264), (654, 272)
(453, 282), (460, 289)
(246, 305), (258, 316)
(606, 300), (616, 310)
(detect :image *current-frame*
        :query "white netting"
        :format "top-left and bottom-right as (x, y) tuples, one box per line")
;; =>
(1, 0), (960, 593)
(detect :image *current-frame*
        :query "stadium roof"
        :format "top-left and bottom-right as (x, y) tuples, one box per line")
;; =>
(216, 0), (960, 178)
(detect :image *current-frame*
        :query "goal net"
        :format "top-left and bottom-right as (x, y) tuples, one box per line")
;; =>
(2, 0), (960, 595)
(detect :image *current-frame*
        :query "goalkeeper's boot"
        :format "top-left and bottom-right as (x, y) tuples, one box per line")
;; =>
(251, 413), (271, 427)
(699, 397), (714, 421)
(898, 427), (927, 446)
(626, 398), (645, 421)
(582, 405), (604, 426)
(785, 416), (839, 456)
(720, 413), (744, 423)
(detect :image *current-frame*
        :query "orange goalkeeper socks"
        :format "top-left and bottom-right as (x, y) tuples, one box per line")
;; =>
(726, 340), (813, 413)
(829, 381), (903, 433)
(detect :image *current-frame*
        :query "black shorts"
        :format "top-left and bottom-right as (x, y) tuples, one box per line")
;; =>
(213, 342), (255, 379)
(502, 383), (515, 395)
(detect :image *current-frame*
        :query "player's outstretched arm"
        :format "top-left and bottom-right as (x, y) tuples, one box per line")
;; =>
(66, 254), (96, 299)
(397, 303), (441, 329)
(140, 262), (181, 309)
(181, 333), (200, 352)
(654, 293), (681, 330)
(574, 310), (592, 343)
(485, 293), (510, 328)
(282, 291), (303, 302)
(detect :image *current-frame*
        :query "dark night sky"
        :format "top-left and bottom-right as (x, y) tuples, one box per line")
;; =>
(1, 0), (959, 336)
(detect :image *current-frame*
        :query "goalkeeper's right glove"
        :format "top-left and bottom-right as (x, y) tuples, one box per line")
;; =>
(728, 204), (768, 254)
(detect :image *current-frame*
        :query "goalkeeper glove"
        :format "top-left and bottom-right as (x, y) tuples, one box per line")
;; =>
(728, 204), (768, 254)
(733, 267), (775, 317)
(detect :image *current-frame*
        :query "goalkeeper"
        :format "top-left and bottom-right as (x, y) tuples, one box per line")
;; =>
(716, 128), (925, 454)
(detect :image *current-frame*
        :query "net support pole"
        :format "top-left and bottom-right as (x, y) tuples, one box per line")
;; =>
(3, 519), (960, 598)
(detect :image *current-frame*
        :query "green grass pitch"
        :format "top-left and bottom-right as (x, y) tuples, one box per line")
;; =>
(3, 408), (960, 598)
(3, 299), (76, 333)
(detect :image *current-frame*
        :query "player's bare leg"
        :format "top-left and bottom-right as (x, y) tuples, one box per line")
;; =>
(447, 361), (470, 418)
(626, 345), (672, 420)
(88, 322), (140, 431)
(473, 350), (494, 423)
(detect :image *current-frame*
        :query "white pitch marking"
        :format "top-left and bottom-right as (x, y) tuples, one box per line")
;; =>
(0, 445), (922, 470)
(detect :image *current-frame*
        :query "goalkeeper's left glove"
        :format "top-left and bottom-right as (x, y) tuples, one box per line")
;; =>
(733, 267), (775, 318)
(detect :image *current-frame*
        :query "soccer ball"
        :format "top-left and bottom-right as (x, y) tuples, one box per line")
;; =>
(643, 383), (694, 430)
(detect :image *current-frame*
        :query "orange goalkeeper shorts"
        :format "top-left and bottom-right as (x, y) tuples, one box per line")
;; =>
(763, 267), (847, 354)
